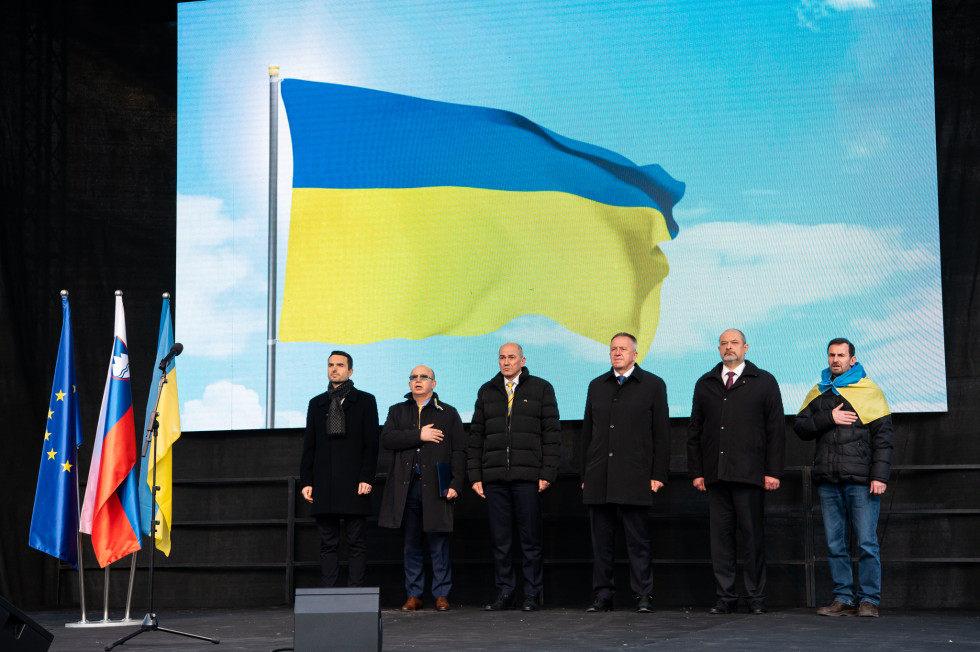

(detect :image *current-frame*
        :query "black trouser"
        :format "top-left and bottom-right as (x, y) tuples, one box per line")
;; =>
(315, 514), (367, 587)
(589, 503), (653, 599)
(484, 481), (543, 597)
(707, 481), (766, 603)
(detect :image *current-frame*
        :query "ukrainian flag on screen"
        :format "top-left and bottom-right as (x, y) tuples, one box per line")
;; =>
(278, 79), (685, 359)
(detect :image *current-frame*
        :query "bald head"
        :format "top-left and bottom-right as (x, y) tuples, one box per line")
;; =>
(498, 342), (526, 381)
(409, 364), (436, 402)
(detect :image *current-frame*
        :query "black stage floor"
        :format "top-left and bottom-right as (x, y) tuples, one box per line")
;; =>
(31, 606), (980, 651)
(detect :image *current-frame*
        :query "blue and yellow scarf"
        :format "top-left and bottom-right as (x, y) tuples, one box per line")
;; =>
(799, 361), (891, 423)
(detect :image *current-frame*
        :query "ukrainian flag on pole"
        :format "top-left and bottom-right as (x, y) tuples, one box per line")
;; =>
(278, 80), (685, 360)
(139, 294), (181, 555)
(29, 292), (84, 569)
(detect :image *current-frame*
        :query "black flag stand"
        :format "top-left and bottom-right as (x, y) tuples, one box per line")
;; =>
(106, 364), (218, 650)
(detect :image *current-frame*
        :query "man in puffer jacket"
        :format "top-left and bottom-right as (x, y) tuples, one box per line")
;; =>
(795, 338), (893, 618)
(467, 342), (561, 613)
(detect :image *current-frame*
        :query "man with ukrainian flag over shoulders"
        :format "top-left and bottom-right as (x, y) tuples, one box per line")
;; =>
(794, 338), (893, 619)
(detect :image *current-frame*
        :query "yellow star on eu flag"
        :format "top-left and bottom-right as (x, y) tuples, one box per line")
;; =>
(48, 409), (54, 419)
(61, 461), (72, 472)
(55, 389), (66, 401)
(44, 430), (52, 441)
(47, 449), (58, 460)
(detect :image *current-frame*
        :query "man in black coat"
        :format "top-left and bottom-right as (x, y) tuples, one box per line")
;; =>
(580, 332), (670, 613)
(378, 365), (466, 612)
(687, 329), (785, 615)
(467, 342), (560, 612)
(300, 351), (379, 587)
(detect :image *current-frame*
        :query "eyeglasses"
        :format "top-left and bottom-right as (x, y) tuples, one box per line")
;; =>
(409, 374), (433, 381)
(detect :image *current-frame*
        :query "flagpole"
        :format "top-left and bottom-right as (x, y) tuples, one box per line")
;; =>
(124, 552), (137, 621)
(102, 566), (111, 623)
(75, 468), (88, 623)
(61, 289), (89, 626)
(266, 64), (280, 429)
(106, 366), (218, 649)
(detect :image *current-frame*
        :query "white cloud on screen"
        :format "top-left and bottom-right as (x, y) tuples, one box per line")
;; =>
(655, 221), (937, 357)
(176, 193), (265, 358)
(775, 381), (823, 415)
(797, 0), (874, 31)
(182, 380), (263, 430)
(844, 128), (889, 160)
(850, 282), (946, 411)
(827, 0), (874, 9)
(672, 201), (714, 225)
(181, 379), (307, 430)
(495, 315), (609, 364)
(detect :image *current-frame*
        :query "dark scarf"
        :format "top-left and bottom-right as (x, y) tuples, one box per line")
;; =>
(327, 380), (354, 437)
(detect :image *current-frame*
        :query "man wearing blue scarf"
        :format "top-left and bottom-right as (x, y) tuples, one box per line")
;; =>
(795, 338), (893, 618)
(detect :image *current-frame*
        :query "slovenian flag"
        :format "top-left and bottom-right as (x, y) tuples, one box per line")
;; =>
(277, 79), (685, 361)
(79, 293), (142, 567)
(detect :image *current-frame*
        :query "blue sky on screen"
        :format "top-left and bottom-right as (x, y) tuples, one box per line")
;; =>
(176, 0), (943, 430)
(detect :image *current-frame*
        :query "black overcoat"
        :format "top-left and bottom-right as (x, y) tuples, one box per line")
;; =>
(580, 365), (670, 506)
(300, 386), (379, 516)
(378, 393), (466, 532)
(687, 361), (786, 487)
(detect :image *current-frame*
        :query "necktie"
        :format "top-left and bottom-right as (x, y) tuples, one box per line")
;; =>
(506, 381), (514, 416)
(725, 371), (735, 389)
(617, 375), (625, 385)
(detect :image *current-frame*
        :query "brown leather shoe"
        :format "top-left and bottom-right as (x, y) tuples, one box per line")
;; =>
(435, 597), (451, 611)
(400, 597), (423, 611)
(857, 601), (879, 617)
(816, 600), (857, 616)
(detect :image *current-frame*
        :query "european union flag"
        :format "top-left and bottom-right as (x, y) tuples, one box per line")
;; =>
(29, 293), (85, 569)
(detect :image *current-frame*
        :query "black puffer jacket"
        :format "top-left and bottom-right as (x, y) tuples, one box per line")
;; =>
(794, 388), (893, 485)
(467, 367), (561, 484)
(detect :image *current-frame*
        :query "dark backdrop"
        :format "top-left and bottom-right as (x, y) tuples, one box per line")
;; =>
(1, 0), (977, 610)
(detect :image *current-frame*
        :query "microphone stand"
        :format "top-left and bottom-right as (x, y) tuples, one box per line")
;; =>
(106, 367), (219, 650)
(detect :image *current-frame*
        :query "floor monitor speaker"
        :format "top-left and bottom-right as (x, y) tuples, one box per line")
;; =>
(0, 595), (53, 652)
(294, 587), (381, 652)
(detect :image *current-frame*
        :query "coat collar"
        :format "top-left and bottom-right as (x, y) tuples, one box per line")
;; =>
(316, 385), (360, 407)
(602, 364), (646, 384)
(707, 360), (760, 383)
(401, 391), (444, 411)
(493, 366), (530, 389)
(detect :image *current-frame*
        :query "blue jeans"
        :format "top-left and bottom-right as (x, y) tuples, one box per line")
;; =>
(403, 477), (452, 599)
(817, 483), (881, 606)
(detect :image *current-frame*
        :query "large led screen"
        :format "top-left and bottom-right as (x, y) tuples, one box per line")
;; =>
(177, 0), (944, 430)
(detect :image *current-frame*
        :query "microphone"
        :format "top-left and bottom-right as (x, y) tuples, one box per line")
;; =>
(158, 342), (184, 370)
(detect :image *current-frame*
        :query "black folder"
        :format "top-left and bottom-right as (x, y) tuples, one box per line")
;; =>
(437, 462), (452, 498)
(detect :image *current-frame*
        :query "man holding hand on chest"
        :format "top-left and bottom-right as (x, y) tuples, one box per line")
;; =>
(378, 365), (466, 612)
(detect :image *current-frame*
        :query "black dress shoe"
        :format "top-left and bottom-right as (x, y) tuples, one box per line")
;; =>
(709, 600), (736, 614)
(485, 593), (514, 611)
(636, 595), (653, 613)
(586, 596), (614, 612)
(749, 600), (767, 614)
(522, 595), (540, 612)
